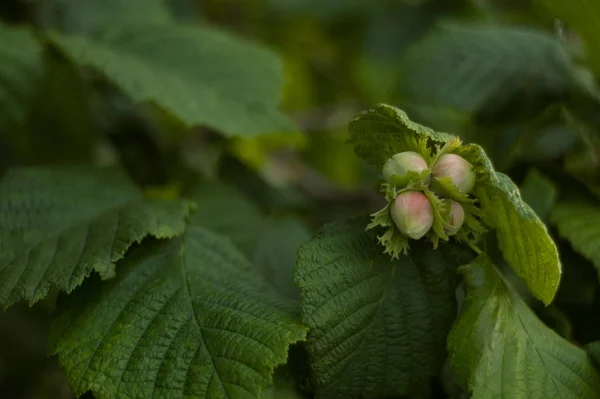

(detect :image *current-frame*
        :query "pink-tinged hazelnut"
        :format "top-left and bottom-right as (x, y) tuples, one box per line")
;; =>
(445, 201), (465, 236)
(382, 151), (429, 184)
(432, 154), (475, 194)
(390, 191), (434, 240)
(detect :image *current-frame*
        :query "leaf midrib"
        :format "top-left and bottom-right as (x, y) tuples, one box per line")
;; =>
(179, 233), (238, 399)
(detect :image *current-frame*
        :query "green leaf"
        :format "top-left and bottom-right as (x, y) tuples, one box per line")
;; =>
(519, 169), (557, 220)
(187, 182), (264, 255)
(0, 23), (45, 132)
(562, 109), (600, 199)
(349, 104), (561, 304)
(187, 182), (312, 301)
(49, 226), (307, 399)
(251, 217), (312, 301)
(37, 0), (172, 35)
(588, 342), (600, 367)
(516, 123), (578, 162)
(535, 0), (600, 76)
(260, 369), (303, 399)
(49, 24), (294, 137)
(267, 0), (373, 19)
(551, 199), (600, 276)
(448, 255), (600, 399)
(0, 166), (191, 308)
(349, 104), (453, 169)
(475, 171), (561, 305)
(395, 23), (571, 115)
(554, 249), (597, 305)
(8, 47), (97, 164)
(294, 217), (458, 398)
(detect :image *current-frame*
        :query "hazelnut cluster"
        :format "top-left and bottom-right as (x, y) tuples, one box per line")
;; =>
(382, 151), (475, 240)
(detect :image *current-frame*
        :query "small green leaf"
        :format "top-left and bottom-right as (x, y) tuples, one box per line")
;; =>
(0, 23), (45, 132)
(50, 226), (306, 399)
(294, 217), (459, 398)
(49, 24), (294, 137)
(519, 168), (557, 220)
(448, 255), (600, 399)
(349, 104), (561, 304)
(551, 199), (600, 276)
(0, 166), (192, 308)
(349, 105), (453, 169)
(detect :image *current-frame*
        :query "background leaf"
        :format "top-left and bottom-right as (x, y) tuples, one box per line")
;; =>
(519, 168), (557, 220)
(448, 254), (600, 399)
(187, 182), (264, 255)
(36, 0), (172, 34)
(7, 46), (97, 164)
(588, 342), (600, 367)
(535, 0), (600, 76)
(294, 217), (459, 398)
(0, 166), (191, 308)
(395, 23), (571, 117)
(49, 226), (307, 399)
(188, 182), (311, 301)
(0, 23), (44, 133)
(259, 369), (304, 399)
(251, 217), (312, 301)
(49, 24), (294, 137)
(551, 198), (600, 277)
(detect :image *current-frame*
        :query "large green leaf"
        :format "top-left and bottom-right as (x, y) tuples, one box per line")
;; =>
(294, 217), (458, 398)
(448, 255), (600, 398)
(395, 23), (571, 115)
(348, 104), (561, 304)
(0, 23), (45, 133)
(535, 0), (600, 76)
(49, 226), (307, 399)
(551, 199), (600, 275)
(0, 166), (191, 308)
(49, 24), (294, 137)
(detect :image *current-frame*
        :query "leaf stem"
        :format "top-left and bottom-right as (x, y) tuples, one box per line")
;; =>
(466, 241), (483, 255)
